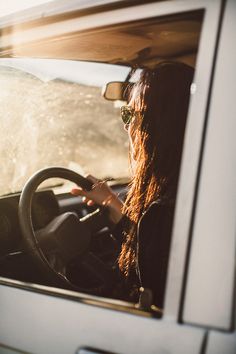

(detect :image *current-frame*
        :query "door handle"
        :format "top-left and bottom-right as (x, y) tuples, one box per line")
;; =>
(77, 347), (117, 354)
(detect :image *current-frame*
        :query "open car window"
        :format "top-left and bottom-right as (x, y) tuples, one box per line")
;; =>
(0, 4), (205, 317)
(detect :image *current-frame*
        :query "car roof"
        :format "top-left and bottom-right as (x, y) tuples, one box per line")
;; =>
(0, 0), (171, 27)
(0, 2), (203, 68)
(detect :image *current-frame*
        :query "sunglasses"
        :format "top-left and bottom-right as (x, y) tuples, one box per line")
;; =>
(120, 105), (137, 125)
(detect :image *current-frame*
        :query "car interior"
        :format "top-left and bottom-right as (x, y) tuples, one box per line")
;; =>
(0, 8), (204, 314)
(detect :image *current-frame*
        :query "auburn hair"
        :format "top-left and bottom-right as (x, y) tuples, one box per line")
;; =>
(118, 62), (194, 276)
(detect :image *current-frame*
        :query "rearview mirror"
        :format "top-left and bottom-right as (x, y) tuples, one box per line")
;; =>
(102, 81), (133, 101)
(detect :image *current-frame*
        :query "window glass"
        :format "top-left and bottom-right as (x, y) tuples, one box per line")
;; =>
(0, 59), (130, 195)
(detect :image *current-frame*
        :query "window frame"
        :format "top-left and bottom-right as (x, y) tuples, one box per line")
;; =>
(182, 0), (236, 331)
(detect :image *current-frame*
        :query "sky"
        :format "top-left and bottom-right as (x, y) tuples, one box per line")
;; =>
(0, 58), (130, 86)
(0, 0), (54, 16)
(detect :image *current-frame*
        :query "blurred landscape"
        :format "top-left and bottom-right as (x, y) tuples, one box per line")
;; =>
(0, 66), (129, 195)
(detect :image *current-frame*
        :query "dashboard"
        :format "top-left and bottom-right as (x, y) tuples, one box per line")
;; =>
(0, 190), (59, 256)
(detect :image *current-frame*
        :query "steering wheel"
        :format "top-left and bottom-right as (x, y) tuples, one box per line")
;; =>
(18, 167), (117, 295)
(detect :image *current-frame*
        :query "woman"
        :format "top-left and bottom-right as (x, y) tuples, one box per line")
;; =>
(72, 62), (194, 309)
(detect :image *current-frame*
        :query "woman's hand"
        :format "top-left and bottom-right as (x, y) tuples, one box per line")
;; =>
(71, 175), (123, 224)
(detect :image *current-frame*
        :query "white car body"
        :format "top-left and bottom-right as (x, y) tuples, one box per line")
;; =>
(0, 1), (235, 353)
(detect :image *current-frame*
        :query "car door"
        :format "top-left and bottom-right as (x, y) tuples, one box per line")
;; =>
(0, 1), (235, 353)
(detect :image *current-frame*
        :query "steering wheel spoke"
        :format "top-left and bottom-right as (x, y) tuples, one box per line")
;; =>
(36, 212), (91, 263)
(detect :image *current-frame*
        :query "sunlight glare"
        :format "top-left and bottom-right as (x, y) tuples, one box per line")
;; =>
(0, 0), (54, 16)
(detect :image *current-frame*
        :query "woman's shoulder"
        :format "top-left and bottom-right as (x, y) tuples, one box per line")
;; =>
(144, 196), (175, 216)
(138, 196), (175, 240)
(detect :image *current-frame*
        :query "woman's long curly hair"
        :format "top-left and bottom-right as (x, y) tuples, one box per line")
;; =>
(118, 62), (194, 276)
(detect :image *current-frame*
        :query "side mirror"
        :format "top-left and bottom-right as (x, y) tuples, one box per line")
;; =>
(102, 81), (133, 101)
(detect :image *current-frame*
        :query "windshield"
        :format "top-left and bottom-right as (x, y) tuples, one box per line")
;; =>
(0, 59), (130, 195)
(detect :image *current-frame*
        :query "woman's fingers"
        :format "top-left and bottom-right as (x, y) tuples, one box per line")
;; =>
(71, 174), (113, 207)
(71, 188), (84, 196)
(71, 188), (95, 206)
(70, 175), (123, 224)
(82, 196), (95, 205)
(87, 199), (95, 206)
